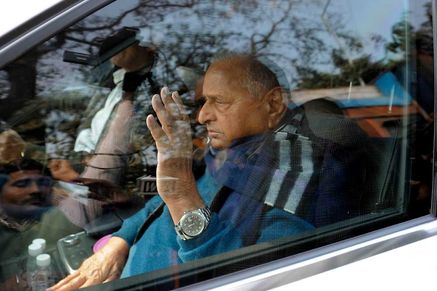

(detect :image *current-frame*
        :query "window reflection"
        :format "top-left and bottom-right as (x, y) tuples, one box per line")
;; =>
(0, 0), (433, 289)
(0, 158), (82, 289)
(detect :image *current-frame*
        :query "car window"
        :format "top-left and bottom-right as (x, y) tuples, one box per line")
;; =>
(0, 0), (433, 290)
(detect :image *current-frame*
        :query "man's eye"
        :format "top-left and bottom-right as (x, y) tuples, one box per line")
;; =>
(194, 98), (206, 108)
(12, 179), (30, 188)
(214, 99), (232, 106)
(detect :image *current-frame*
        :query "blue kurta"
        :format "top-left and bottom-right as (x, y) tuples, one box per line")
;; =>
(113, 109), (317, 277)
(113, 170), (313, 278)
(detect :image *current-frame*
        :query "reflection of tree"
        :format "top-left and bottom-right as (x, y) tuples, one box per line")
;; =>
(387, 2), (432, 57)
(1, 0), (413, 122)
(297, 52), (386, 89)
(297, 1), (433, 90)
(385, 1), (433, 113)
(0, 0), (198, 122)
(392, 2), (434, 217)
(385, 20), (415, 56)
(415, 2), (433, 55)
(1, 54), (38, 121)
(1, 0), (342, 116)
(0, 30), (70, 121)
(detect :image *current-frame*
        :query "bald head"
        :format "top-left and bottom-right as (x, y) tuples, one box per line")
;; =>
(207, 54), (280, 99)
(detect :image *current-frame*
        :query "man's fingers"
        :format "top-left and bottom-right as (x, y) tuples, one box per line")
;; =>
(58, 276), (87, 291)
(146, 114), (169, 146)
(161, 86), (171, 97)
(49, 272), (86, 291)
(171, 91), (187, 114)
(172, 91), (190, 122)
(49, 271), (80, 289)
(80, 277), (105, 288)
(151, 94), (174, 135)
(103, 273), (121, 283)
(161, 87), (183, 120)
(147, 87), (193, 159)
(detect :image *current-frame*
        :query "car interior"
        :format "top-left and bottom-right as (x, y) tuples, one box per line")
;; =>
(0, 0), (434, 290)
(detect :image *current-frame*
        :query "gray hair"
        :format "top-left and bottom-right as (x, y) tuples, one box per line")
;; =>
(209, 53), (281, 99)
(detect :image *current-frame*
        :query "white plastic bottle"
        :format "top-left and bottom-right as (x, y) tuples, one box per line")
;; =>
(32, 238), (46, 251)
(32, 253), (55, 291)
(26, 243), (44, 288)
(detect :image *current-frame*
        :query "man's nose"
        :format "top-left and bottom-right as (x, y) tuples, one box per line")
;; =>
(197, 102), (215, 124)
(30, 191), (44, 200)
(28, 180), (41, 192)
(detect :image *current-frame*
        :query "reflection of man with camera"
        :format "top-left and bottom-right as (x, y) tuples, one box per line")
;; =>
(49, 28), (158, 185)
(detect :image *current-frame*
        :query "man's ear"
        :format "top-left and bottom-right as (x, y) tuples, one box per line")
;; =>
(266, 87), (287, 129)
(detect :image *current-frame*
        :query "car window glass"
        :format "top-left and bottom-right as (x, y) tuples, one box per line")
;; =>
(0, 0), (433, 289)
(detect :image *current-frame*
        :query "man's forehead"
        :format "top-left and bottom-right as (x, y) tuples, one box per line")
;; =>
(207, 60), (244, 78)
(203, 67), (244, 95)
(8, 170), (43, 181)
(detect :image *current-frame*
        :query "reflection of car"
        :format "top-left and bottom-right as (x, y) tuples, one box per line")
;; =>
(0, 0), (435, 290)
(291, 72), (432, 137)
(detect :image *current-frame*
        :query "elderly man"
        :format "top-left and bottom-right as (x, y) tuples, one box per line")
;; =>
(51, 54), (316, 290)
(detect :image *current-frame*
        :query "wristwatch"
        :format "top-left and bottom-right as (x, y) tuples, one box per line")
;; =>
(175, 207), (212, 240)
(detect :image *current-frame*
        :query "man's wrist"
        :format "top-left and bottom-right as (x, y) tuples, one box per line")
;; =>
(164, 193), (205, 224)
(102, 236), (129, 256)
(122, 91), (135, 100)
(175, 207), (211, 240)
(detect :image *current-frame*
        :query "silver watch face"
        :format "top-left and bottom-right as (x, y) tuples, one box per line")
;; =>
(180, 212), (206, 237)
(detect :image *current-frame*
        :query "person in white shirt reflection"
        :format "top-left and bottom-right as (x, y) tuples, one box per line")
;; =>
(49, 42), (156, 185)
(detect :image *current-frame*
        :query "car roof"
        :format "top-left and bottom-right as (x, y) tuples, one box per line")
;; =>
(0, 0), (116, 68)
(0, 0), (63, 37)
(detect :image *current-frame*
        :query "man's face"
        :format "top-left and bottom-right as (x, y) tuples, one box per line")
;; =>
(110, 44), (154, 72)
(0, 170), (52, 208)
(198, 67), (270, 149)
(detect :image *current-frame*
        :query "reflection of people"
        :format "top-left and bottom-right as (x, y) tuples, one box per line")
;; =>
(0, 127), (25, 166)
(0, 127), (139, 228)
(52, 54), (316, 290)
(49, 29), (157, 185)
(0, 159), (52, 226)
(0, 159), (82, 290)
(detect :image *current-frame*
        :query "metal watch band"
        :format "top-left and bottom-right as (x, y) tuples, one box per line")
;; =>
(175, 206), (212, 240)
